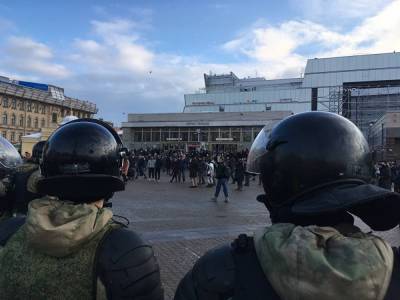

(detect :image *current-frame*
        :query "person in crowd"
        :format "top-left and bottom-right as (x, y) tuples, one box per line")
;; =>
(189, 157), (198, 188)
(211, 156), (230, 202)
(379, 162), (392, 190)
(206, 159), (215, 187)
(121, 151), (130, 183)
(127, 153), (136, 180)
(197, 157), (207, 185)
(135, 154), (147, 180)
(155, 154), (162, 182)
(147, 155), (156, 181)
(170, 158), (180, 183)
(178, 155), (186, 183)
(234, 158), (245, 191)
(0, 119), (164, 299)
(175, 111), (400, 300)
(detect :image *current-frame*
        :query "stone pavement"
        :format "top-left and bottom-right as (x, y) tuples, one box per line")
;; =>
(111, 174), (400, 300)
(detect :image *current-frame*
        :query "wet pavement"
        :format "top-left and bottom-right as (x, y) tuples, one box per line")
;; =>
(112, 174), (400, 300)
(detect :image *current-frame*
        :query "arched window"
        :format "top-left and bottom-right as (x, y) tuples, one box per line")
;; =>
(27, 101), (32, 112)
(34, 102), (39, 113)
(11, 114), (16, 126)
(2, 113), (7, 125)
(19, 115), (24, 127)
(34, 117), (38, 128)
(27, 116), (31, 128)
(3, 97), (8, 108)
(12, 99), (16, 109)
(41, 118), (45, 127)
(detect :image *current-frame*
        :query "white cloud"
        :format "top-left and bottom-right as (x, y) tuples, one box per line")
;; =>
(223, 0), (400, 78)
(290, 0), (393, 21)
(2, 36), (70, 78)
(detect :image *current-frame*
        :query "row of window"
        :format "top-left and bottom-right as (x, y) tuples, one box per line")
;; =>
(1, 131), (23, 143)
(129, 127), (262, 143)
(0, 96), (91, 119)
(2, 113), (46, 128)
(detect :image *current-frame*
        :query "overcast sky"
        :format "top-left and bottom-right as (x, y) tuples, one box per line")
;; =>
(0, 0), (399, 124)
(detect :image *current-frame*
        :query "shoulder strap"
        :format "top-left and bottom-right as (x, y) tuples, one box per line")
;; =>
(231, 234), (281, 300)
(0, 216), (25, 246)
(384, 247), (400, 300)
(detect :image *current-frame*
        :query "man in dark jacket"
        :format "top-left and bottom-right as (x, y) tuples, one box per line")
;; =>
(175, 112), (400, 300)
(211, 156), (230, 202)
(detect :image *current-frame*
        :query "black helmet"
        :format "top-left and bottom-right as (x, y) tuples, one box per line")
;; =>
(31, 141), (46, 164)
(38, 119), (125, 203)
(247, 112), (372, 210)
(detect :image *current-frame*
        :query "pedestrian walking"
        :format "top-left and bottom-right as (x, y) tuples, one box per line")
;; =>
(211, 157), (230, 202)
(147, 155), (156, 180)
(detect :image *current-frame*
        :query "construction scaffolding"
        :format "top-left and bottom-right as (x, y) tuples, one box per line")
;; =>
(326, 81), (400, 136)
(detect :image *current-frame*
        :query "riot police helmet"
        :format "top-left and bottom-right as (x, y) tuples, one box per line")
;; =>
(0, 136), (22, 177)
(38, 119), (125, 203)
(31, 141), (46, 164)
(247, 112), (372, 212)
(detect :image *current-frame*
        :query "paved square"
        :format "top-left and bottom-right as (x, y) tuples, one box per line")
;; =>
(112, 174), (400, 300)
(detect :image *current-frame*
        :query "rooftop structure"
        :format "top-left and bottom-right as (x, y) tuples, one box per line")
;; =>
(184, 52), (400, 136)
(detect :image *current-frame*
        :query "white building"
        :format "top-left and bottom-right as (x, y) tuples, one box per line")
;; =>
(184, 52), (400, 134)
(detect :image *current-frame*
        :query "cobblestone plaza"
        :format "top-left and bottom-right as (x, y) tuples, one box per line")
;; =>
(112, 175), (400, 300)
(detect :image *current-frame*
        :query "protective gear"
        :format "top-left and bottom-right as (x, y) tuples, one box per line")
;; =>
(0, 136), (22, 174)
(0, 197), (163, 299)
(13, 163), (41, 215)
(31, 141), (46, 164)
(247, 112), (371, 209)
(0, 136), (22, 218)
(174, 233), (400, 300)
(38, 119), (125, 203)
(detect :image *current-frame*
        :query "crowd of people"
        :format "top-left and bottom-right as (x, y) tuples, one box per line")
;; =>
(374, 162), (400, 192)
(121, 148), (259, 201)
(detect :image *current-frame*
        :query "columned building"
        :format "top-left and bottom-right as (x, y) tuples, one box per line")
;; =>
(122, 111), (292, 152)
(0, 77), (97, 147)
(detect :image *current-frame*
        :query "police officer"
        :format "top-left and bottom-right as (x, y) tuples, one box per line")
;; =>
(13, 140), (45, 216)
(0, 136), (23, 222)
(175, 112), (400, 300)
(0, 119), (164, 299)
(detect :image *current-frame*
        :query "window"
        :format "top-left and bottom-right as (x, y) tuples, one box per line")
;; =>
(3, 97), (8, 108)
(19, 115), (24, 127)
(12, 99), (16, 109)
(34, 117), (38, 128)
(27, 101), (32, 112)
(11, 114), (16, 126)
(18, 133), (22, 142)
(219, 105), (225, 112)
(265, 105), (271, 111)
(41, 118), (45, 127)
(2, 131), (6, 139)
(2, 113), (7, 125)
(18, 101), (24, 111)
(10, 132), (15, 142)
(27, 116), (31, 128)
(40, 105), (46, 114)
(34, 103), (39, 113)
(52, 113), (57, 123)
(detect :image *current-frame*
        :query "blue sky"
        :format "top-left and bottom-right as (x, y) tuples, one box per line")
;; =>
(0, 0), (398, 124)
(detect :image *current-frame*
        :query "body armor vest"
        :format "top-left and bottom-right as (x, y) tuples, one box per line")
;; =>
(0, 222), (119, 300)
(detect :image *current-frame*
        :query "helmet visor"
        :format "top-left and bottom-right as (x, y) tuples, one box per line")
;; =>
(0, 137), (22, 169)
(246, 126), (272, 174)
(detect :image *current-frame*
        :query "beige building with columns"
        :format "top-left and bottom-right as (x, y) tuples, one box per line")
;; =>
(0, 77), (97, 153)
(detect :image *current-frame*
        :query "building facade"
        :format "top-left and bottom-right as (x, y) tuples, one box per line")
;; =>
(122, 111), (292, 152)
(184, 52), (400, 136)
(0, 77), (97, 147)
